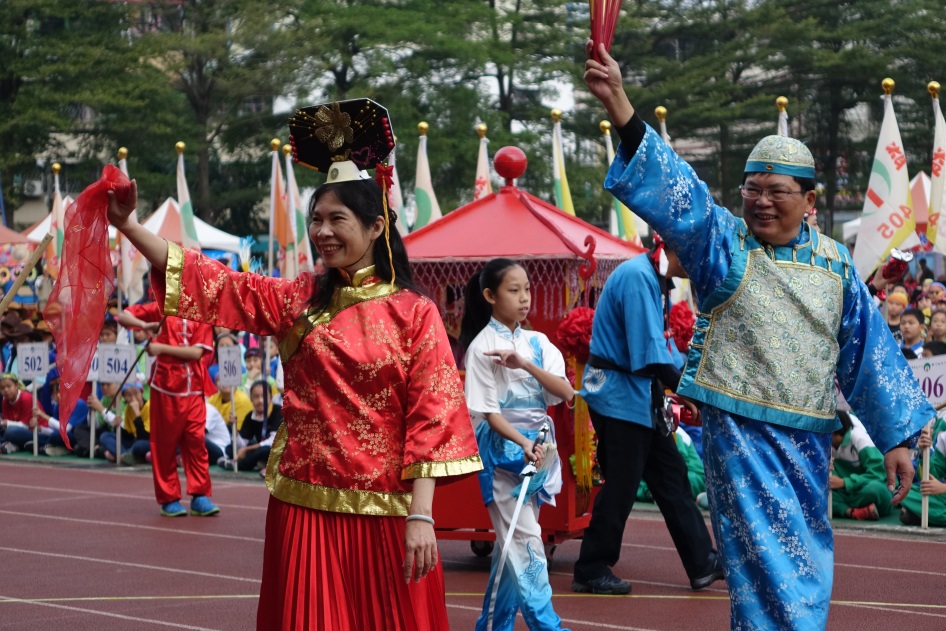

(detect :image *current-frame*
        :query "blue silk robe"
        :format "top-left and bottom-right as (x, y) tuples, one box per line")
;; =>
(606, 124), (934, 630)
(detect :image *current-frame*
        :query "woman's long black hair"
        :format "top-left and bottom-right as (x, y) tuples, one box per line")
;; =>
(308, 178), (419, 313)
(457, 257), (521, 353)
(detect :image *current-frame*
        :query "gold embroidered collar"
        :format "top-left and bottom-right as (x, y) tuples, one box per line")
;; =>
(278, 266), (398, 362)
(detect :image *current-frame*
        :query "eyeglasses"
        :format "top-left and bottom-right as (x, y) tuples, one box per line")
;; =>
(739, 185), (804, 203)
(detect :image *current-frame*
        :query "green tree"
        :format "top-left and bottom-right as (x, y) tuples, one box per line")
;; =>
(767, 0), (912, 237)
(281, 0), (587, 222)
(0, 0), (148, 221)
(597, 1), (782, 210)
(135, 0), (301, 229)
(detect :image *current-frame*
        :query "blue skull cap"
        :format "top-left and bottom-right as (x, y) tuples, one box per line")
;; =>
(745, 135), (815, 179)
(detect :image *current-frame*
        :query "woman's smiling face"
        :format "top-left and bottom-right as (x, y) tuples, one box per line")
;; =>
(309, 189), (383, 276)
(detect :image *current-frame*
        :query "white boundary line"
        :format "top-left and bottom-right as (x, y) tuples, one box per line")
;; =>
(0, 480), (268, 512)
(835, 562), (946, 578)
(0, 592), (226, 630)
(446, 603), (660, 631)
(0, 547), (261, 584)
(0, 509), (264, 543)
(837, 603), (946, 619)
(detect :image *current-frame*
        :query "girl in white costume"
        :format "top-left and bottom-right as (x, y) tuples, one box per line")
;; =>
(459, 258), (573, 631)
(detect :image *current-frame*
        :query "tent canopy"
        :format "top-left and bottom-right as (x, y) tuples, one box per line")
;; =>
(141, 198), (241, 253)
(23, 196), (241, 253)
(23, 195), (75, 243)
(403, 184), (645, 261)
(0, 224), (33, 245)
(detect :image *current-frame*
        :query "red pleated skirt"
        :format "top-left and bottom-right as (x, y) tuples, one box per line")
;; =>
(257, 495), (451, 631)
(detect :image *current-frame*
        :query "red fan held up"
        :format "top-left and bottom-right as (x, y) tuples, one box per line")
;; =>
(44, 165), (129, 448)
(589, 0), (622, 62)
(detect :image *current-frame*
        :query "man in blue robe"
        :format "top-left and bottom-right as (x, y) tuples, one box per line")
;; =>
(581, 41), (933, 630)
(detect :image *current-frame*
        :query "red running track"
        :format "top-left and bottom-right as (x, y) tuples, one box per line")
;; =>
(0, 458), (944, 630)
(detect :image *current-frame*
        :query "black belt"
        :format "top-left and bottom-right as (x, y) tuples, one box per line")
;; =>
(587, 353), (631, 375)
(588, 353), (668, 433)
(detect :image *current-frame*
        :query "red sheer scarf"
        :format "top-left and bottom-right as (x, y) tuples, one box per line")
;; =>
(44, 165), (129, 447)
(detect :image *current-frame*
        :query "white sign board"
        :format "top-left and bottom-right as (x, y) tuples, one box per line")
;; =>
(216, 345), (243, 388)
(908, 355), (946, 409)
(97, 343), (138, 384)
(87, 351), (100, 382)
(16, 343), (49, 381)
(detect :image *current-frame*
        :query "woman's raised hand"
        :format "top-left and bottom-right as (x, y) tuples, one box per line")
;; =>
(106, 179), (138, 231)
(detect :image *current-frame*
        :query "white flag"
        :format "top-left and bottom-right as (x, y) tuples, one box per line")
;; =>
(285, 153), (314, 273)
(854, 94), (919, 278)
(387, 146), (408, 234)
(931, 95), (946, 253)
(176, 152), (201, 251)
(116, 156), (146, 305)
(603, 129), (645, 245)
(413, 133), (442, 230)
(474, 135), (493, 200)
(778, 107), (789, 137)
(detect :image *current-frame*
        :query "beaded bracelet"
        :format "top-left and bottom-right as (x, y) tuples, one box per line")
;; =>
(405, 514), (435, 526)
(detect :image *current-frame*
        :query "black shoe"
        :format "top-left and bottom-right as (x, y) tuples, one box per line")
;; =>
(571, 573), (632, 595)
(900, 506), (921, 526)
(690, 553), (725, 590)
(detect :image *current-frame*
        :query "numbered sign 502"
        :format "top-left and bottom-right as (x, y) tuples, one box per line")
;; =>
(16, 343), (49, 381)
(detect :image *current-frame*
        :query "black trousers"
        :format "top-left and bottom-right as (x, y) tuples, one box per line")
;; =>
(573, 408), (715, 583)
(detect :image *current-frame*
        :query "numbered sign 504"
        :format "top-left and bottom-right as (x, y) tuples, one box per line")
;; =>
(217, 345), (243, 388)
(97, 344), (138, 384)
(16, 343), (49, 380)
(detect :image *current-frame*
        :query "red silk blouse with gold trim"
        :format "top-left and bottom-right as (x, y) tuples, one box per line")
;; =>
(152, 243), (482, 517)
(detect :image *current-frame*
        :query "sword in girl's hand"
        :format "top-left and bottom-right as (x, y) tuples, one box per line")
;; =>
(485, 422), (551, 631)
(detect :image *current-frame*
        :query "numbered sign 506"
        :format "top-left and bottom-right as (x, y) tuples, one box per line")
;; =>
(217, 345), (243, 388)
(16, 343), (49, 380)
(97, 344), (138, 384)
(909, 355), (946, 407)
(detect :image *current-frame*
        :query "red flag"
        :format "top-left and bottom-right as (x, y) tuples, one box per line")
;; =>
(44, 165), (129, 448)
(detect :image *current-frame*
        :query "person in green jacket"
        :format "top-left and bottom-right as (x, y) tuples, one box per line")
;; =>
(831, 411), (893, 520)
(900, 416), (946, 526)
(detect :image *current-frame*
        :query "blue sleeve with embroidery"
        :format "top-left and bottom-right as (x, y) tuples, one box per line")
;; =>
(836, 267), (934, 452)
(605, 124), (739, 300)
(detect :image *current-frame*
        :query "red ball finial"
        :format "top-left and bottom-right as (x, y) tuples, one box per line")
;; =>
(493, 146), (527, 186)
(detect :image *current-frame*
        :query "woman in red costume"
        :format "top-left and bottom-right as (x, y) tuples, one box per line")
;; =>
(106, 98), (482, 630)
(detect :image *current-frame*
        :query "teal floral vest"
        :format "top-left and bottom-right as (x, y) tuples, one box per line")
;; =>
(678, 221), (853, 433)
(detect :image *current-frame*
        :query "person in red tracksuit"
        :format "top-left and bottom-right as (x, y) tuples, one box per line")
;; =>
(119, 303), (220, 517)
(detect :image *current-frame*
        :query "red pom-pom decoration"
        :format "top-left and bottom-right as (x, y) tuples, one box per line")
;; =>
(669, 301), (695, 353)
(556, 307), (595, 364)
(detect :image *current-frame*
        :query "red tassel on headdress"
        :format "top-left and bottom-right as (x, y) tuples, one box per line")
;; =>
(44, 165), (129, 448)
(374, 162), (394, 195)
(649, 232), (666, 268)
(373, 162), (397, 287)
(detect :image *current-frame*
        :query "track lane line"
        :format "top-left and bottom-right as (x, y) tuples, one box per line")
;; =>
(446, 603), (660, 630)
(0, 509), (264, 543)
(0, 481), (268, 511)
(0, 592), (226, 630)
(0, 547), (261, 584)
